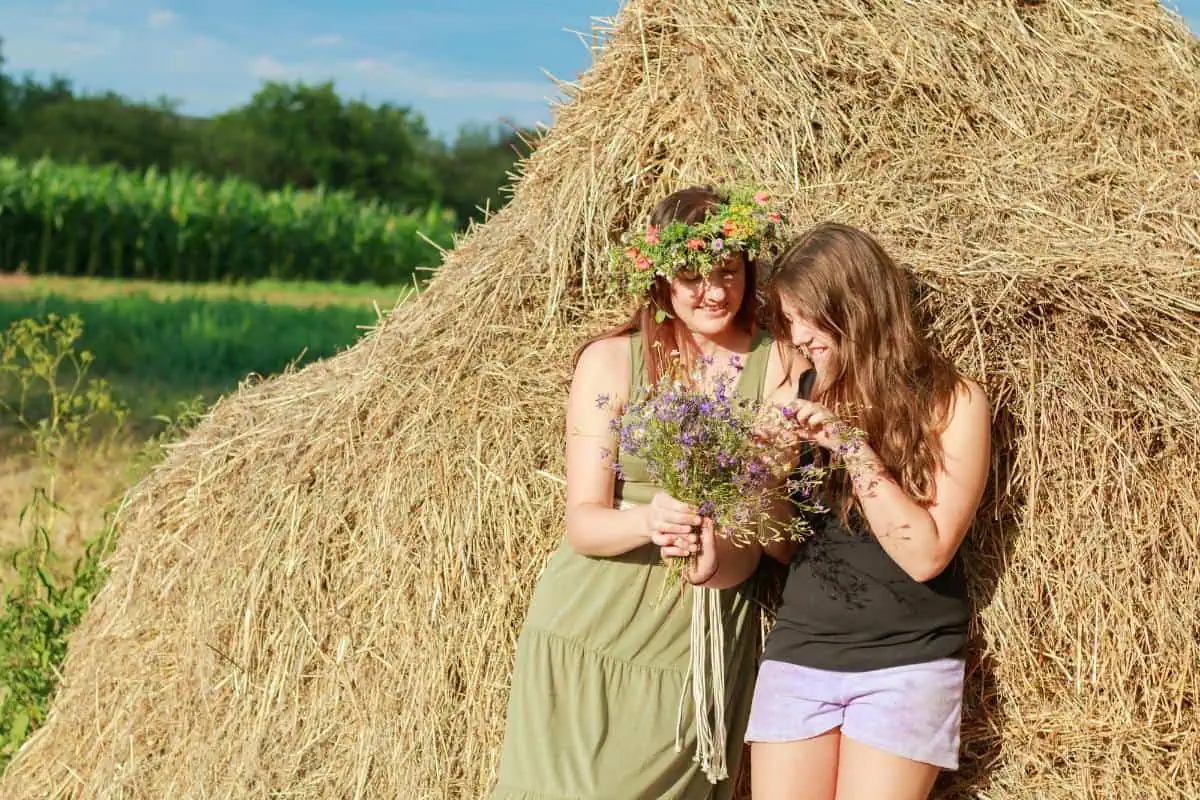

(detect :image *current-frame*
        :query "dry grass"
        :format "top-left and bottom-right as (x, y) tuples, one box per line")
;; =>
(0, 274), (411, 310)
(4, 0), (1200, 797)
(0, 443), (138, 582)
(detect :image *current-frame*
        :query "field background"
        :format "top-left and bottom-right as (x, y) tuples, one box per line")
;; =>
(0, 274), (406, 579)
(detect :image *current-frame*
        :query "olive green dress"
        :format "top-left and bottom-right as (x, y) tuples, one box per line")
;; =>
(491, 331), (774, 799)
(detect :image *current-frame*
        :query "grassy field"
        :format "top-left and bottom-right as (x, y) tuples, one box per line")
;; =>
(0, 274), (410, 422)
(0, 274), (409, 571)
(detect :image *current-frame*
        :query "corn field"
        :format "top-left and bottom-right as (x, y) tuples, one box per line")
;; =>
(0, 158), (457, 285)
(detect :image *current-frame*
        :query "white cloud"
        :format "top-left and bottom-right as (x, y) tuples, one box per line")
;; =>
(248, 55), (291, 80)
(0, 2), (123, 69)
(147, 9), (178, 29)
(308, 34), (343, 47)
(352, 57), (384, 74)
(346, 56), (549, 103)
(240, 52), (549, 104)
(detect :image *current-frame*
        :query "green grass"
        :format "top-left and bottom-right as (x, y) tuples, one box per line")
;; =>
(0, 277), (405, 427)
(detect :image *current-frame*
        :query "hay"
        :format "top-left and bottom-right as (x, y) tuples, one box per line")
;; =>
(4, 0), (1199, 797)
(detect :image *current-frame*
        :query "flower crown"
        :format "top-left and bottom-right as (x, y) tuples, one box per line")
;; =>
(607, 186), (786, 300)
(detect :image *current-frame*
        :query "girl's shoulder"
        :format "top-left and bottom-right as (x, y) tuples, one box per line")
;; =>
(950, 376), (989, 418)
(576, 332), (632, 364)
(573, 333), (634, 396)
(937, 376), (990, 442)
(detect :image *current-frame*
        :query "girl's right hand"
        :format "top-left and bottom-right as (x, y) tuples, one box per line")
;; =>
(643, 492), (702, 551)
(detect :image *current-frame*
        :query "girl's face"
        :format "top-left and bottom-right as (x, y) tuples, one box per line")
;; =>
(778, 293), (838, 374)
(668, 256), (746, 338)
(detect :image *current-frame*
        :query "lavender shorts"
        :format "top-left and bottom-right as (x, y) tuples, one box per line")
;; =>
(745, 658), (965, 770)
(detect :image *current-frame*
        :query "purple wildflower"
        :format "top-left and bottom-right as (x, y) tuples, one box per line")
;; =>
(711, 238), (725, 253)
(596, 393), (610, 409)
(714, 381), (727, 404)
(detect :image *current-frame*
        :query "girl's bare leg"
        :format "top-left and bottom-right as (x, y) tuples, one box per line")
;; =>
(750, 729), (841, 800)
(834, 736), (939, 800)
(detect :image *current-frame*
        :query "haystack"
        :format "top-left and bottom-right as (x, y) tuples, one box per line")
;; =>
(4, 1), (1199, 797)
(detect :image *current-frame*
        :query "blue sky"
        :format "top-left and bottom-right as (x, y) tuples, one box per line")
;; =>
(1, 1), (1196, 140)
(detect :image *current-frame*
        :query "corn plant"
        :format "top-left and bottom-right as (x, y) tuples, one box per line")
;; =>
(0, 157), (457, 285)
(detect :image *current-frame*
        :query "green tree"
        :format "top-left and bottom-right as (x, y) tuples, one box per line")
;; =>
(4, 73), (75, 133)
(191, 81), (439, 210)
(0, 59), (530, 231)
(4, 92), (186, 171)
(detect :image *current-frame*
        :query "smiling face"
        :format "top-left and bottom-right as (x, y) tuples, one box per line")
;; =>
(668, 255), (747, 338)
(777, 291), (839, 375)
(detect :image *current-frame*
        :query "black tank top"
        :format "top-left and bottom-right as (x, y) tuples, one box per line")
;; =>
(762, 369), (969, 672)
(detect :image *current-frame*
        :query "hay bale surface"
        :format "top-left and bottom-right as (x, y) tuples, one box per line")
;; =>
(5, 1), (1199, 797)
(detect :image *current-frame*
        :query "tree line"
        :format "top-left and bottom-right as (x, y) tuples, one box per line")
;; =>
(0, 37), (534, 227)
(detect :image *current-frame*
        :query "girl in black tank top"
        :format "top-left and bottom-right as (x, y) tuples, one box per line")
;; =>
(745, 224), (993, 800)
(766, 368), (971, 673)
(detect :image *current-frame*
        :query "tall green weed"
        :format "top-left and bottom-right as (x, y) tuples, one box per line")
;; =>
(0, 314), (199, 769)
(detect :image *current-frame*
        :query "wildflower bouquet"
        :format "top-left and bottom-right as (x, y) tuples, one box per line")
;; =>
(603, 354), (825, 585)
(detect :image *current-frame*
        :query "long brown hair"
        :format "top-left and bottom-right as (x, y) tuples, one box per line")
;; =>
(575, 186), (760, 385)
(766, 222), (963, 508)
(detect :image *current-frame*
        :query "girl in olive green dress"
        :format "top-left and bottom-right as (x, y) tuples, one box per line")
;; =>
(491, 186), (805, 799)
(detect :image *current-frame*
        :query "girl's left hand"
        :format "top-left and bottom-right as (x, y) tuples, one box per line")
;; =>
(659, 518), (720, 585)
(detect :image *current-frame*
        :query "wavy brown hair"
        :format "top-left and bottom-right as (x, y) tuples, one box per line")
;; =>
(575, 186), (760, 385)
(766, 222), (964, 509)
